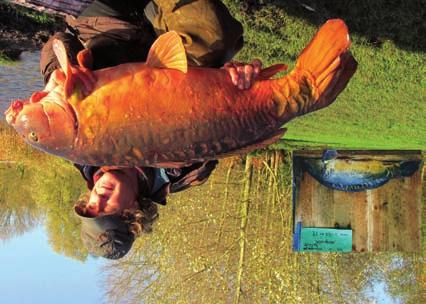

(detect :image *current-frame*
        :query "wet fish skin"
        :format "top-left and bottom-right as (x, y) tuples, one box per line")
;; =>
(5, 19), (357, 167)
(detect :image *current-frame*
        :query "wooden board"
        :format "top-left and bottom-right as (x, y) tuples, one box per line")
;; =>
(293, 151), (424, 252)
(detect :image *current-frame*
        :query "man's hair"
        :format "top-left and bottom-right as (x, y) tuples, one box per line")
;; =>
(121, 202), (159, 236)
(75, 192), (159, 259)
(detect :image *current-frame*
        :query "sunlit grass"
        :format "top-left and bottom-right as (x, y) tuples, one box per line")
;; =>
(103, 152), (424, 303)
(0, 122), (44, 161)
(0, 52), (17, 65)
(0, 123), (88, 260)
(224, 0), (426, 149)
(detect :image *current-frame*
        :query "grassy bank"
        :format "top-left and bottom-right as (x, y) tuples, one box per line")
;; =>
(224, 0), (425, 150)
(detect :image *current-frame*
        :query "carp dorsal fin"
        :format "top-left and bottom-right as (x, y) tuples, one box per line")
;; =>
(222, 128), (287, 157)
(257, 64), (288, 80)
(146, 31), (188, 73)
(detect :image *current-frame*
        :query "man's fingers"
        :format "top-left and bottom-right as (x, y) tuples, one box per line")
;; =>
(252, 59), (262, 76)
(228, 67), (239, 85)
(252, 59), (262, 68)
(80, 66), (97, 84)
(237, 65), (245, 90)
(223, 60), (264, 90)
(244, 65), (254, 89)
(71, 67), (95, 96)
(223, 63), (239, 85)
(223, 62), (233, 69)
(74, 70), (92, 96)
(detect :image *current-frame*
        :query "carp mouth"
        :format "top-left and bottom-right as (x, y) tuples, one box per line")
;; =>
(5, 91), (79, 148)
(5, 91), (78, 132)
(5, 99), (27, 125)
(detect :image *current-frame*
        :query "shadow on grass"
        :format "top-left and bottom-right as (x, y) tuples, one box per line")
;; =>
(240, 0), (425, 52)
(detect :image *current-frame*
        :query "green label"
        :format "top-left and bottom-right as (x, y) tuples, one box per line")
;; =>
(299, 228), (352, 252)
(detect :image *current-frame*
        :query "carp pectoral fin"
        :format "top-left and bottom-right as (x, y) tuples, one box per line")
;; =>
(146, 31), (188, 73)
(52, 39), (72, 77)
(222, 128), (287, 158)
(52, 39), (73, 97)
(257, 64), (288, 80)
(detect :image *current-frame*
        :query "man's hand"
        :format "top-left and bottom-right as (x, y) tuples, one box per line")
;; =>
(46, 47), (97, 98)
(45, 66), (96, 98)
(66, 64), (97, 98)
(222, 59), (262, 90)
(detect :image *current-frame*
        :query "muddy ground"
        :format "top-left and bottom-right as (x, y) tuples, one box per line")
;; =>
(0, 2), (65, 60)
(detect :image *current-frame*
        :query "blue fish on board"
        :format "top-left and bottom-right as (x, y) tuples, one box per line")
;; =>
(299, 150), (422, 192)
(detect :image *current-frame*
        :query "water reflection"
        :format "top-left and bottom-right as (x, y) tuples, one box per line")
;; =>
(0, 152), (424, 303)
(0, 162), (43, 241)
(0, 51), (43, 115)
(96, 153), (421, 303)
(0, 160), (106, 302)
(0, 54), (424, 303)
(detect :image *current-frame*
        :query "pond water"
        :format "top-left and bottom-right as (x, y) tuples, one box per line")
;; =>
(0, 54), (424, 303)
(0, 51), (43, 115)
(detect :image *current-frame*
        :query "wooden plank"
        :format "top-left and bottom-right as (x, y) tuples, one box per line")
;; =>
(294, 171), (314, 227)
(311, 175), (334, 227)
(368, 188), (389, 251)
(351, 192), (368, 252)
(399, 168), (422, 251)
(333, 191), (352, 229)
(384, 178), (404, 251)
(293, 151), (423, 252)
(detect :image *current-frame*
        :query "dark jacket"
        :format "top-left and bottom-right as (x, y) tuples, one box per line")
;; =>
(40, 0), (244, 82)
(74, 160), (218, 205)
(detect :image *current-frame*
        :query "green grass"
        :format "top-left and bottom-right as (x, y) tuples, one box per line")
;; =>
(0, 1), (56, 27)
(0, 52), (14, 65)
(224, 1), (426, 149)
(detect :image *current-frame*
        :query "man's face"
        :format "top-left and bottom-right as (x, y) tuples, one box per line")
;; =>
(85, 170), (139, 217)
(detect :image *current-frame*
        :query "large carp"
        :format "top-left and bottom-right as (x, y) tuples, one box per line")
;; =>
(5, 19), (357, 168)
(298, 150), (422, 192)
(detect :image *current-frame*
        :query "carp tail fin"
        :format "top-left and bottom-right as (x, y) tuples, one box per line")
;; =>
(277, 19), (357, 119)
(52, 39), (74, 98)
(397, 160), (422, 177)
(297, 19), (357, 110)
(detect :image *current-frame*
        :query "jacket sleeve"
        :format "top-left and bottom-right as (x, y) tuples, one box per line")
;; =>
(143, 160), (218, 205)
(73, 164), (100, 190)
(166, 160), (218, 192)
(40, 32), (85, 84)
(147, 0), (244, 67)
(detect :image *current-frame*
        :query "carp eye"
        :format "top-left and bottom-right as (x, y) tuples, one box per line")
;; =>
(28, 132), (38, 142)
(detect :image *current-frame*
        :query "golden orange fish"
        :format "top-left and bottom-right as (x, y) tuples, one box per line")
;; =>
(5, 19), (357, 168)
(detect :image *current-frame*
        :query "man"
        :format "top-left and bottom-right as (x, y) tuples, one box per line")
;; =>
(41, 0), (261, 259)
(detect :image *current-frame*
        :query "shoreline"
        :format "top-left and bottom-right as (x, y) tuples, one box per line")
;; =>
(0, 2), (65, 62)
